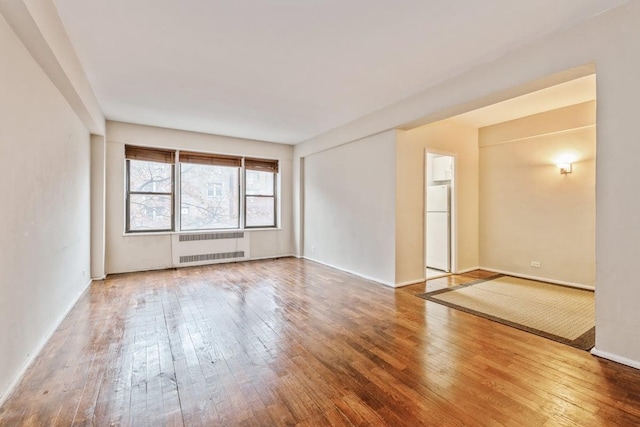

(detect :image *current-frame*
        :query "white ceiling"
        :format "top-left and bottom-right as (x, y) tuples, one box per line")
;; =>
(52, 0), (624, 144)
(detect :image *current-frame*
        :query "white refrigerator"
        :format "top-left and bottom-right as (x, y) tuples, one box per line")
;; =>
(426, 185), (450, 272)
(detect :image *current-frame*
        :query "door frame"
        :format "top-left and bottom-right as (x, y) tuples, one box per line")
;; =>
(424, 149), (457, 274)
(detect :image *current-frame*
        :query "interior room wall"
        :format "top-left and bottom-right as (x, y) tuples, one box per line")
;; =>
(479, 101), (596, 287)
(396, 120), (479, 284)
(303, 131), (397, 286)
(293, 2), (640, 368)
(105, 121), (294, 274)
(0, 14), (91, 403)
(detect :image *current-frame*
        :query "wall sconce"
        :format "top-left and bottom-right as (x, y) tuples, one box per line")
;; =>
(556, 162), (572, 174)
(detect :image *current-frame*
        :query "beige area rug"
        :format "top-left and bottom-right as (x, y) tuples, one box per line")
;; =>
(417, 275), (595, 350)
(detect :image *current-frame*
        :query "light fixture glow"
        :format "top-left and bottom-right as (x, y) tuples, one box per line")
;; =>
(556, 162), (572, 174)
(553, 152), (579, 174)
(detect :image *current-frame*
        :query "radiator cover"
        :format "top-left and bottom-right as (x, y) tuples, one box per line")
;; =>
(171, 231), (250, 267)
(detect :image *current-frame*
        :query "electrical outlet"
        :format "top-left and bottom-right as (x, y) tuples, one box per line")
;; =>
(311, 246), (316, 254)
(531, 261), (541, 268)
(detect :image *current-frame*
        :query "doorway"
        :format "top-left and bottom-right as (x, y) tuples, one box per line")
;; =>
(425, 152), (454, 279)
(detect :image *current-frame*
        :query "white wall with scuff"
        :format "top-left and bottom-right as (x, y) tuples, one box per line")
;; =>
(0, 13), (91, 403)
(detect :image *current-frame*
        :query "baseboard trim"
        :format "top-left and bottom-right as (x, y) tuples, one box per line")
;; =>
(591, 347), (640, 370)
(480, 268), (594, 291)
(249, 254), (294, 262)
(302, 257), (396, 288)
(0, 278), (93, 407)
(107, 255), (295, 275)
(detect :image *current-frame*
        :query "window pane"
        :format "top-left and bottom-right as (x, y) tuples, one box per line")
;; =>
(246, 196), (275, 227)
(129, 194), (172, 230)
(246, 170), (274, 196)
(181, 163), (239, 230)
(129, 160), (172, 193)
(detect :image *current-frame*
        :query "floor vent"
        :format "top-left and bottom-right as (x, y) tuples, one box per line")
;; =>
(179, 251), (245, 264)
(179, 231), (244, 242)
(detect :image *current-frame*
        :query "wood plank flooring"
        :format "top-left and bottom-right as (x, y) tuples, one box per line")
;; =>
(1, 258), (639, 426)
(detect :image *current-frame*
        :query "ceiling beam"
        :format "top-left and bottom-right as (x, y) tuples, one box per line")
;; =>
(0, 0), (105, 135)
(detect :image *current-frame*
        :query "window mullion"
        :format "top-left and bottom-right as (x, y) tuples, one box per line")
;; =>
(274, 171), (278, 228)
(126, 159), (131, 232)
(171, 162), (176, 231)
(175, 151), (181, 231)
(240, 158), (245, 229)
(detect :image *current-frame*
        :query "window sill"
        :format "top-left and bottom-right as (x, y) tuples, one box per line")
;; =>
(122, 227), (282, 237)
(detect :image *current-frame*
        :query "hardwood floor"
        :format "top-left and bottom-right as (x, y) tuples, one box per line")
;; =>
(1, 258), (639, 426)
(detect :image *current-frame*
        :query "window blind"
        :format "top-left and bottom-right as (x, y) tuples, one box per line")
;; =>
(179, 151), (242, 168)
(245, 157), (279, 173)
(125, 145), (175, 164)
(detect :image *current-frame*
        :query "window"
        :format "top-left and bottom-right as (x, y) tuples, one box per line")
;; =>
(125, 146), (175, 232)
(245, 158), (278, 228)
(180, 151), (241, 230)
(125, 145), (278, 233)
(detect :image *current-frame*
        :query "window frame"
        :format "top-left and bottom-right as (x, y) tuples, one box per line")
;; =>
(244, 168), (278, 229)
(178, 161), (241, 232)
(124, 145), (280, 234)
(125, 158), (176, 233)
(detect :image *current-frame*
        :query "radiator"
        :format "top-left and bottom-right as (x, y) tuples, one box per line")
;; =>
(171, 231), (250, 267)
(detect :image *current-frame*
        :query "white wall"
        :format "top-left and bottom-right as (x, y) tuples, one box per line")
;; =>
(396, 120), (479, 283)
(105, 121), (293, 274)
(0, 0), (104, 134)
(0, 13), (91, 402)
(90, 134), (106, 279)
(479, 102), (596, 287)
(293, 2), (640, 366)
(303, 131), (397, 285)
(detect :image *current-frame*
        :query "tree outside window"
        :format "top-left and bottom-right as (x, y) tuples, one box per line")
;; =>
(180, 163), (239, 230)
(127, 159), (174, 231)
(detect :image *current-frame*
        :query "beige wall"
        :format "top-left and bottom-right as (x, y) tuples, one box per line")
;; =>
(303, 131), (397, 285)
(105, 121), (294, 274)
(292, 2), (640, 366)
(0, 13), (91, 403)
(396, 120), (479, 284)
(479, 102), (596, 287)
